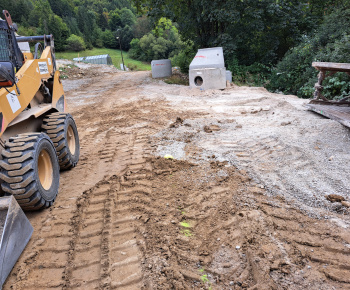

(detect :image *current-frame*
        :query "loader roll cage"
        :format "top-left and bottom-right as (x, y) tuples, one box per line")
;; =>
(0, 19), (24, 71)
(0, 10), (56, 73)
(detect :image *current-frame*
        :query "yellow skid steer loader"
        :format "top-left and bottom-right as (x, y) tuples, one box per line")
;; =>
(0, 10), (80, 287)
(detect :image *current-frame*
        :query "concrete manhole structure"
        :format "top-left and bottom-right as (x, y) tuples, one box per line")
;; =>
(151, 59), (172, 78)
(189, 47), (227, 90)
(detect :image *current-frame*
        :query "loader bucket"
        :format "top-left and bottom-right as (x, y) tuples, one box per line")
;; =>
(0, 196), (33, 288)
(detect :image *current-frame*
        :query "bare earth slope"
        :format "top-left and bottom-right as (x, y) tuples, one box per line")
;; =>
(4, 64), (350, 289)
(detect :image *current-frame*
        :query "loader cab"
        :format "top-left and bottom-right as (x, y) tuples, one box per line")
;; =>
(0, 12), (24, 88)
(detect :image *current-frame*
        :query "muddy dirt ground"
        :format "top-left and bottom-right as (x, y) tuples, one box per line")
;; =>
(5, 63), (350, 289)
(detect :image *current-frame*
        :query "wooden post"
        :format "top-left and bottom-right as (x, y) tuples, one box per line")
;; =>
(314, 70), (326, 100)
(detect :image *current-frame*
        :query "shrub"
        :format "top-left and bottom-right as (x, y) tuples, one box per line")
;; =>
(267, 9), (350, 99)
(65, 34), (86, 51)
(129, 18), (184, 63)
(128, 38), (145, 60)
(102, 30), (117, 49)
(171, 43), (196, 74)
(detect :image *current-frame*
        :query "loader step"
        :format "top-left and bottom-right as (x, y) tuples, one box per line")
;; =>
(306, 103), (350, 128)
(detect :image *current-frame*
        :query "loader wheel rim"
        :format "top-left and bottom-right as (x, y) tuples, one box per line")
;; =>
(67, 125), (76, 155)
(38, 149), (53, 190)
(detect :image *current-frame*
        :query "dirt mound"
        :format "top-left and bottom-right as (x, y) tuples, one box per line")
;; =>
(57, 59), (119, 80)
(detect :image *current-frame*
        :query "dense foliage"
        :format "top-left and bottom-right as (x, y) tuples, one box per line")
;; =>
(129, 18), (183, 62)
(134, 0), (350, 97)
(268, 8), (350, 98)
(3, 0), (350, 98)
(1, 0), (137, 51)
(134, 0), (334, 64)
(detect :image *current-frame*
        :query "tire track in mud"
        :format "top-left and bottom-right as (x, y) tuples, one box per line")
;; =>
(126, 157), (350, 289)
(5, 123), (156, 289)
(61, 130), (151, 289)
(217, 133), (349, 211)
(109, 131), (152, 289)
(63, 179), (119, 289)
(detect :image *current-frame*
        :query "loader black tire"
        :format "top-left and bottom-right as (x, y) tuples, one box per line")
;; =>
(42, 112), (80, 170)
(0, 133), (60, 210)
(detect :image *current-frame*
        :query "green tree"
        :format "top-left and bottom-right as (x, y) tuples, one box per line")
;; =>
(117, 25), (134, 50)
(133, 15), (152, 39)
(98, 8), (110, 31)
(133, 0), (347, 67)
(109, 10), (122, 30)
(130, 18), (183, 61)
(48, 0), (74, 17)
(268, 8), (350, 98)
(102, 30), (117, 48)
(48, 15), (70, 51)
(92, 27), (104, 48)
(3, 0), (33, 24)
(28, 0), (53, 30)
(77, 7), (99, 49)
(65, 34), (86, 51)
(120, 8), (136, 27)
(63, 16), (81, 36)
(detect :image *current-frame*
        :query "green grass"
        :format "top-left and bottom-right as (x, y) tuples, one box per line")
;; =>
(56, 48), (151, 71)
(180, 221), (191, 228)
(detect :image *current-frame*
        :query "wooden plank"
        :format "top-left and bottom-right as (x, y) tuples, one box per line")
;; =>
(306, 103), (350, 128)
(312, 62), (350, 72)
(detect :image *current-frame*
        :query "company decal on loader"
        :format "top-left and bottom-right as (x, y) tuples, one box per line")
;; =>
(6, 91), (21, 113)
(38, 62), (49, 75)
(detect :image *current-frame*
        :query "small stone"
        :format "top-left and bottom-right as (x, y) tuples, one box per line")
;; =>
(250, 107), (262, 114)
(329, 156), (334, 161)
(307, 265), (311, 269)
(341, 201), (350, 208)
(204, 125), (221, 133)
(229, 281), (234, 286)
(217, 238), (221, 241)
(171, 220), (176, 224)
(281, 121), (291, 126)
(236, 246), (241, 250)
(326, 194), (345, 203)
